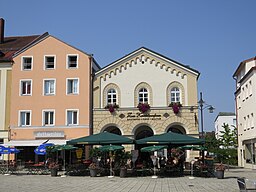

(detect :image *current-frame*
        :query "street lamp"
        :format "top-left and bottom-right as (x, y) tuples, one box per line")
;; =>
(198, 92), (214, 162)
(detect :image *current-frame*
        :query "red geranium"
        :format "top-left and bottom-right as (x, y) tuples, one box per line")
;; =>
(137, 103), (150, 113)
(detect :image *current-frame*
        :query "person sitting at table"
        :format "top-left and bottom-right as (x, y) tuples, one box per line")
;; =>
(167, 156), (179, 166)
(160, 156), (166, 168)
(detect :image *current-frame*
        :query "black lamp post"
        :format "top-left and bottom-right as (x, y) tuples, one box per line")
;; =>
(198, 92), (214, 163)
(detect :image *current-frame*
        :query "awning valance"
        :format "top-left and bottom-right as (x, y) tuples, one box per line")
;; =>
(3, 140), (67, 147)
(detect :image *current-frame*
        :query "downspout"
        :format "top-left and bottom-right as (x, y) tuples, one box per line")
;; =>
(89, 56), (94, 136)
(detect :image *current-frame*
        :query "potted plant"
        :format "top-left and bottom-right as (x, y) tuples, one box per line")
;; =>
(49, 162), (59, 177)
(116, 151), (131, 178)
(215, 163), (225, 179)
(169, 102), (182, 114)
(137, 103), (150, 113)
(88, 162), (99, 177)
(88, 148), (101, 177)
(105, 103), (119, 113)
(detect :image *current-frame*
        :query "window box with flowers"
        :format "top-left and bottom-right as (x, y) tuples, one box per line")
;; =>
(137, 103), (150, 113)
(169, 102), (182, 114)
(105, 103), (119, 113)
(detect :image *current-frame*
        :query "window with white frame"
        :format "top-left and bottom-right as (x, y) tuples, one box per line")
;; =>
(67, 55), (78, 68)
(242, 87), (245, 101)
(67, 110), (78, 125)
(45, 56), (55, 69)
(44, 79), (55, 95)
(249, 81), (252, 96)
(138, 88), (148, 104)
(67, 79), (79, 94)
(22, 57), (32, 70)
(170, 87), (180, 103)
(251, 113), (254, 128)
(20, 111), (31, 126)
(238, 96), (241, 109)
(244, 116), (246, 131)
(246, 84), (249, 99)
(247, 115), (250, 129)
(20, 80), (32, 95)
(43, 111), (54, 126)
(107, 89), (117, 104)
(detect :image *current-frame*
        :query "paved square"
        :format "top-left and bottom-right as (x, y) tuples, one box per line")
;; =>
(0, 168), (255, 192)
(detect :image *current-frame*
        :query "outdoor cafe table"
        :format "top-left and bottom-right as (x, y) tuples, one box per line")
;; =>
(26, 163), (49, 175)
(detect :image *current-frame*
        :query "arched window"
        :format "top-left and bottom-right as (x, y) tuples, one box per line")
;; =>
(107, 89), (117, 104)
(171, 87), (180, 103)
(138, 88), (148, 104)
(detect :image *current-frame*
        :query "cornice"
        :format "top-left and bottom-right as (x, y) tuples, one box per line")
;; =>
(98, 53), (189, 82)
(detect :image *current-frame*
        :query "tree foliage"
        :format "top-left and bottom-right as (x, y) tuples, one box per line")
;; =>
(219, 123), (237, 148)
(217, 123), (238, 165)
(205, 124), (238, 165)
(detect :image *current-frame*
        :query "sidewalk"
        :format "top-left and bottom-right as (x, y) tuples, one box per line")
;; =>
(0, 168), (255, 192)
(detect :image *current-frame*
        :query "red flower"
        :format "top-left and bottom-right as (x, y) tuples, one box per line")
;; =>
(169, 102), (182, 114)
(137, 103), (150, 113)
(105, 103), (119, 113)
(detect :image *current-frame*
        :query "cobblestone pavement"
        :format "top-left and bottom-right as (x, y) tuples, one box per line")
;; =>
(0, 168), (256, 192)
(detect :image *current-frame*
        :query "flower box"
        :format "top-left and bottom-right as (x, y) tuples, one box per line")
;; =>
(105, 103), (119, 113)
(169, 102), (182, 114)
(137, 103), (150, 113)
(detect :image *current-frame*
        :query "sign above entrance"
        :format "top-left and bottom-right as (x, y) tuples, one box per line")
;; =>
(125, 112), (162, 121)
(34, 131), (65, 138)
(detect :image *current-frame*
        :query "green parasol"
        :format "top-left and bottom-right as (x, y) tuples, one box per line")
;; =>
(98, 145), (124, 152)
(136, 131), (204, 145)
(51, 144), (77, 172)
(179, 145), (207, 151)
(140, 145), (167, 152)
(67, 132), (133, 145)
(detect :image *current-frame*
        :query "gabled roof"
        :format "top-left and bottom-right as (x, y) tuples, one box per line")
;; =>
(0, 33), (48, 62)
(95, 47), (200, 78)
(233, 56), (256, 77)
(12, 33), (101, 70)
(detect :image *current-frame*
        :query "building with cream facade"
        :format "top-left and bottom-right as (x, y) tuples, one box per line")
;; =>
(7, 33), (100, 161)
(234, 57), (256, 168)
(93, 47), (200, 159)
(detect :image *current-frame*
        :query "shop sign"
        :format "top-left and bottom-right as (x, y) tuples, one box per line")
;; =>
(76, 148), (83, 159)
(126, 112), (162, 121)
(34, 131), (65, 138)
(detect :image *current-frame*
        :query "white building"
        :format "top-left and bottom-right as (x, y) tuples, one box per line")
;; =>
(214, 112), (236, 139)
(233, 56), (256, 168)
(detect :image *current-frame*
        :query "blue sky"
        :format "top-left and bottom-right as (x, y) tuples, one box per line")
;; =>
(2, 1), (256, 131)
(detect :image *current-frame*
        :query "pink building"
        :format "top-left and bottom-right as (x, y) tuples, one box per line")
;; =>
(7, 33), (100, 161)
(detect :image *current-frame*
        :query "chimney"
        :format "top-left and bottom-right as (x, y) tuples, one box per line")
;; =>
(0, 18), (5, 44)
